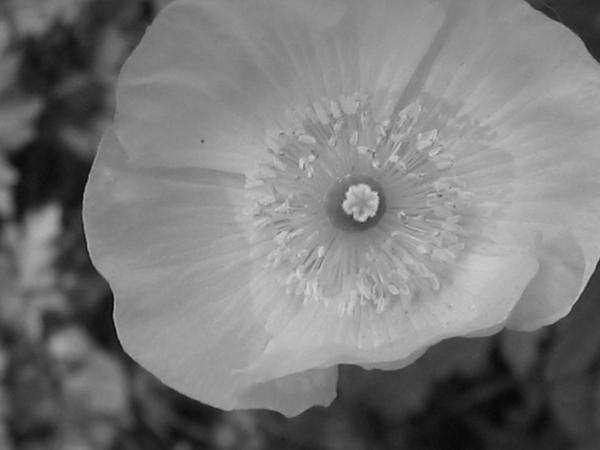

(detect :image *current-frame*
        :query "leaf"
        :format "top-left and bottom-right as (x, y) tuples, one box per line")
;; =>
(0, 54), (19, 94)
(0, 23), (42, 152)
(93, 25), (129, 78)
(47, 326), (94, 364)
(550, 376), (597, 440)
(8, 0), (91, 37)
(17, 204), (62, 291)
(213, 411), (265, 450)
(63, 349), (129, 418)
(0, 97), (43, 150)
(421, 337), (493, 380)
(545, 268), (600, 381)
(500, 329), (545, 377)
(0, 22), (18, 92)
(338, 363), (432, 420)
(0, 423), (13, 450)
(55, 332), (129, 450)
(338, 338), (493, 421)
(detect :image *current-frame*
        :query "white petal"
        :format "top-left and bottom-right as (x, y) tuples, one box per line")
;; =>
(114, 0), (447, 171)
(83, 130), (337, 414)
(416, 0), (600, 330)
(507, 229), (588, 331)
(240, 244), (538, 382)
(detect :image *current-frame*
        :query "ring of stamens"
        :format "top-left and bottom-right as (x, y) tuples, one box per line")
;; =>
(245, 93), (474, 315)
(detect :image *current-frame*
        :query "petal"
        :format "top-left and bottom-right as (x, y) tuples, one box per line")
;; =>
(419, 0), (600, 221)
(241, 244), (538, 382)
(415, 0), (600, 328)
(501, 203), (600, 331)
(114, 0), (447, 171)
(421, 0), (600, 118)
(239, 367), (338, 416)
(360, 347), (428, 371)
(507, 229), (588, 331)
(83, 130), (337, 415)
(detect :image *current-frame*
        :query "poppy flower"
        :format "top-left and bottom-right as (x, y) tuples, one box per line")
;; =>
(83, 0), (600, 416)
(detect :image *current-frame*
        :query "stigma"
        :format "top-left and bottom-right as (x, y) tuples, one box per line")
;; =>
(244, 92), (475, 315)
(342, 184), (379, 223)
(325, 175), (386, 232)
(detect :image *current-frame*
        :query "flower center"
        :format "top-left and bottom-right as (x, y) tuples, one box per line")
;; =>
(342, 183), (379, 222)
(244, 93), (475, 314)
(326, 176), (386, 232)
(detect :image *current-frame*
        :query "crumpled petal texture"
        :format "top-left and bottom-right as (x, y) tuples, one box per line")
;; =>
(84, 0), (600, 415)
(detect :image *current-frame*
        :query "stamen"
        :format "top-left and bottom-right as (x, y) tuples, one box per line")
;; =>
(244, 93), (480, 316)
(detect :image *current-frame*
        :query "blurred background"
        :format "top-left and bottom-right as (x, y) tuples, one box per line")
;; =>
(0, 0), (599, 449)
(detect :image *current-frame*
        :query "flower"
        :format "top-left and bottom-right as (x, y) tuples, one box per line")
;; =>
(83, 0), (600, 416)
